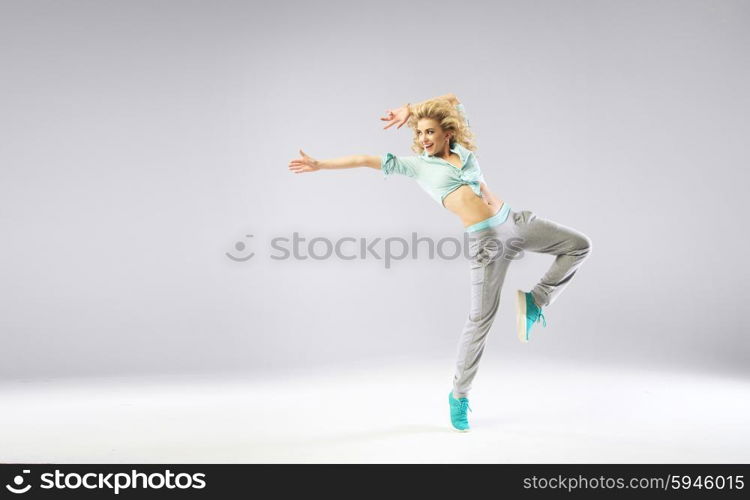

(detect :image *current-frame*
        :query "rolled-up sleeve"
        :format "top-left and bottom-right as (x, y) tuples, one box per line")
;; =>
(380, 153), (419, 178)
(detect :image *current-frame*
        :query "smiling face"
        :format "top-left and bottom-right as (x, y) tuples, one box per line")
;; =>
(416, 118), (452, 157)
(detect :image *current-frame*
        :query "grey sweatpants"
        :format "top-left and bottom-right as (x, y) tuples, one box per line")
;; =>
(452, 207), (592, 399)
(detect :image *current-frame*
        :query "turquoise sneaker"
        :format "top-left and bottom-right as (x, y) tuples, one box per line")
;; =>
(516, 290), (547, 343)
(448, 391), (472, 432)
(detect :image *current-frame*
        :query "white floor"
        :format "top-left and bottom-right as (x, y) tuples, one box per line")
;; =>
(1, 357), (748, 463)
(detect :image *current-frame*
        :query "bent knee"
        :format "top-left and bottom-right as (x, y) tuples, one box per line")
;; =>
(568, 234), (592, 257)
(578, 235), (592, 256)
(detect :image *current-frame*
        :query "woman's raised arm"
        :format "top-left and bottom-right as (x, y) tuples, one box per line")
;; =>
(288, 150), (381, 174)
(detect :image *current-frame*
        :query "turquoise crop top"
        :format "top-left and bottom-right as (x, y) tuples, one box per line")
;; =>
(380, 103), (486, 207)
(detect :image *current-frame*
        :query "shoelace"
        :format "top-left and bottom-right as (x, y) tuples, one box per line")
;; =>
(535, 310), (547, 328)
(529, 298), (547, 328)
(457, 399), (473, 414)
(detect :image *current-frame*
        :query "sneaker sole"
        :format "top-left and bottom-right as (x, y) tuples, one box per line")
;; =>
(516, 290), (529, 343)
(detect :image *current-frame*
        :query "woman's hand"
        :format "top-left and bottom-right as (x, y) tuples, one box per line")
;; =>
(288, 149), (321, 173)
(380, 104), (410, 130)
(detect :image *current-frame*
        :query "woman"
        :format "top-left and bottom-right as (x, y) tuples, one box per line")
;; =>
(288, 93), (592, 432)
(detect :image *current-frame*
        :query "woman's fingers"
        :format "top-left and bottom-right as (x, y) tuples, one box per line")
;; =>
(289, 147), (319, 172)
(288, 151), (317, 173)
(380, 110), (395, 121)
(289, 157), (314, 165)
(382, 107), (408, 129)
(288, 163), (311, 173)
(289, 161), (311, 168)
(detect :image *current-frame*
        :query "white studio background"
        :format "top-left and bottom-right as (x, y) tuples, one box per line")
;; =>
(1, 0), (748, 382)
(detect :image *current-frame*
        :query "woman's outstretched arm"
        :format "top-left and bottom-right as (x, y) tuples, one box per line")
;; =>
(288, 149), (381, 174)
(380, 93), (460, 130)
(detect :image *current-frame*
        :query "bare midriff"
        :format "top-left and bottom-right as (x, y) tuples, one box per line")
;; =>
(443, 183), (505, 228)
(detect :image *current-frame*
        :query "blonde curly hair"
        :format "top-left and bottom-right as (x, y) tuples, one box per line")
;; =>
(406, 98), (477, 155)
